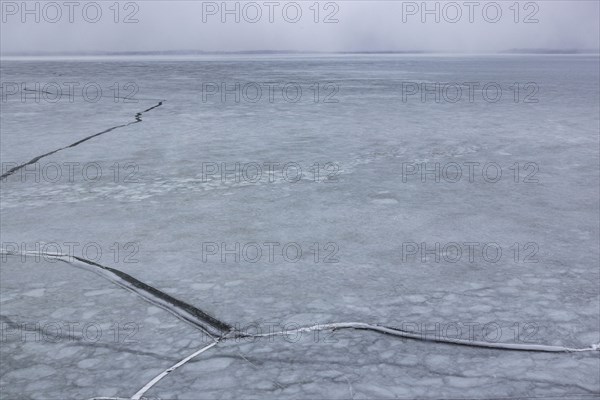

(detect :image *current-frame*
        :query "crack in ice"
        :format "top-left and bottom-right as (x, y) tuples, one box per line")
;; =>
(0, 251), (231, 338)
(231, 322), (600, 353)
(3, 250), (598, 400)
(128, 323), (600, 399)
(0, 99), (165, 180)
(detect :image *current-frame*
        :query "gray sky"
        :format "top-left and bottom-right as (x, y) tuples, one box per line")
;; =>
(1, 1), (599, 54)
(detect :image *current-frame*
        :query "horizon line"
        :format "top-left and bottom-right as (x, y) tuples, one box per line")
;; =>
(2, 48), (600, 57)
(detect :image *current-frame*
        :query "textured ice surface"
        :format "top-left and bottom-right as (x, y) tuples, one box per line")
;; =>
(1, 55), (599, 398)
(0, 258), (211, 399)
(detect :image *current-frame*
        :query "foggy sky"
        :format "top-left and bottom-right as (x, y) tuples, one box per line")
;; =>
(1, 1), (599, 54)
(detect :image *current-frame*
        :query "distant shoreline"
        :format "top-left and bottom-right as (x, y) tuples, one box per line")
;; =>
(2, 49), (599, 58)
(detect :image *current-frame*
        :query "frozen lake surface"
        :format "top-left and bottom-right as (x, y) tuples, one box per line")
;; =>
(1, 55), (599, 399)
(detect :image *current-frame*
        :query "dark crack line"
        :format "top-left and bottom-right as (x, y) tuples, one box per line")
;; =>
(0, 251), (232, 339)
(0, 100), (164, 180)
(70, 255), (232, 335)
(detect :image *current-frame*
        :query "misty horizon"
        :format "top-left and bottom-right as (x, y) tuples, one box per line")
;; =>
(3, 48), (600, 57)
(1, 1), (599, 55)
